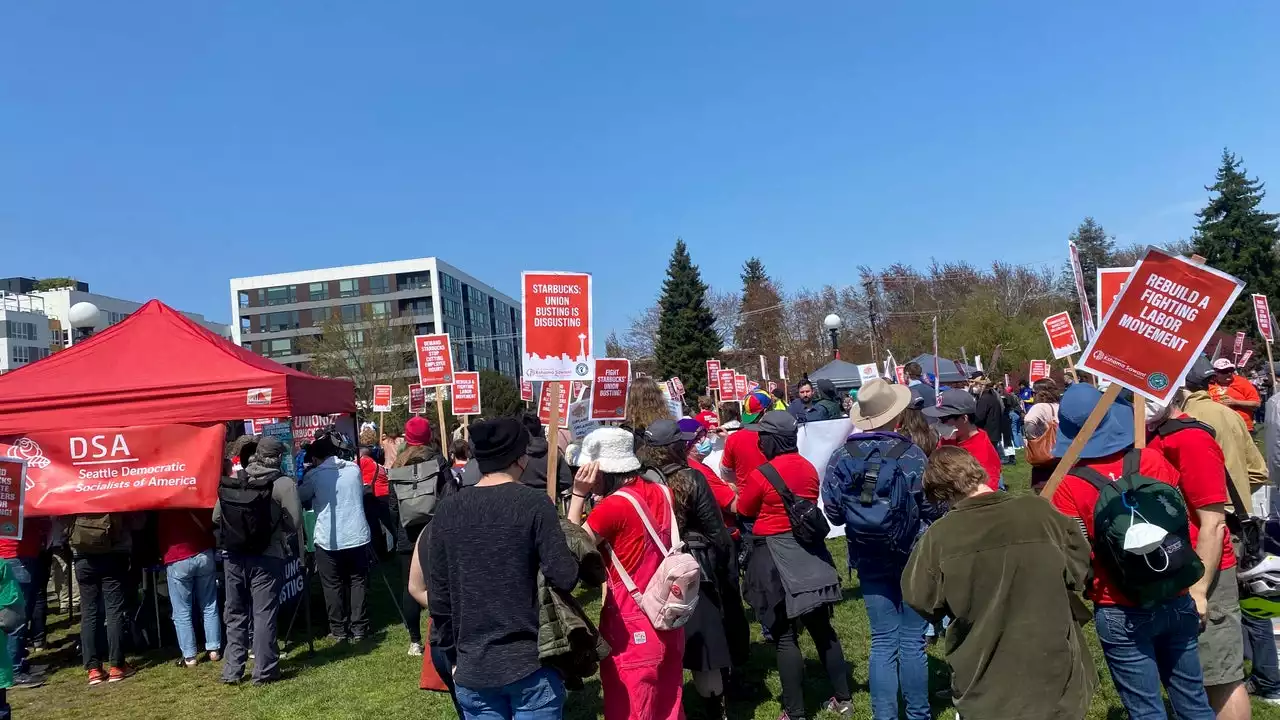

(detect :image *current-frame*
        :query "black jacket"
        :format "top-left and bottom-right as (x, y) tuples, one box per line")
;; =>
(815, 379), (844, 420)
(519, 437), (573, 494)
(974, 390), (1004, 450)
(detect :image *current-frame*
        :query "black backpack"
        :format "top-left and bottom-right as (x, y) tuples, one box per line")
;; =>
(759, 461), (830, 546)
(218, 470), (279, 555)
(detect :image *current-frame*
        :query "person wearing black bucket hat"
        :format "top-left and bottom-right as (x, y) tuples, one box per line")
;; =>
(1048, 383), (1216, 720)
(426, 418), (579, 719)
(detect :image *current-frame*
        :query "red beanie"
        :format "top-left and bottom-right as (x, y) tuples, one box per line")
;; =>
(404, 416), (432, 447)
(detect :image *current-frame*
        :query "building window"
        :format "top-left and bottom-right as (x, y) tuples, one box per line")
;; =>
(369, 301), (392, 318)
(400, 298), (432, 315)
(414, 322), (434, 336)
(442, 299), (461, 317)
(309, 282), (330, 301)
(339, 279), (359, 298)
(265, 285), (297, 306)
(264, 311), (300, 332)
(368, 276), (390, 295)
(312, 306), (332, 326)
(239, 292), (250, 308)
(11, 345), (48, 364)
(266, 338), (293, 358)
(340, 304), (362, 323)
(345, 330), (366, 347)
(3, 321), (37, 341)
(440, 274), (459, 294)
(467, 308), (487, 325)
(397, 272), (431, 291)
(240, 317), (251, 333)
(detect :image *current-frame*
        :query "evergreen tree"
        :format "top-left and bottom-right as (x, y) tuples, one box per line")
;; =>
(1194, 149), (1280, 336)
(1065, 217), (1115, 310)
(734, 257), (786, 360)
(655, 239), (721, 394)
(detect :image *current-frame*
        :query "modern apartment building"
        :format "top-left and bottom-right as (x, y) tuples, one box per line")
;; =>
(0, 292), (57, 373)
(228, 258), (521, 379)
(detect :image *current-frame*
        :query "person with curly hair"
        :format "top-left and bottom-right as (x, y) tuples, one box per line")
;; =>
(626, 377), (675, 433)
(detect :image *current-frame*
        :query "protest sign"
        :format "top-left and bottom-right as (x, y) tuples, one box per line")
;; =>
(589, 358), (631, 420)
(261, 422), (296, 477)
(671, 376), (685, 399)
(522, 271), (593, 381)
(758, 355), (769, 381)
(1077, 247), (1244, 404)
(719, 369), (738, 401)
(567, 399), (601, 440)
(660, 382), (683, 419)
(706, 359), (722, 391)
(734, 373), (748, 400)
(372, 385), (393, 413)
(1240, 349), (1254, 367)
(894, 365), (907, 384)
(857, 363), (880, 382)
(1254, 294), (1274, 342)
(1069, 241), (1098, 340)
(748, 381), (760, 393)
(0, 423), (225, 516)
(414, 334), (454, 387)
(767, 381), (777, 394)
(408, 384), (426, 414)
(520, 378), (534, 402)
(1029, 360), (1050, 382)
(1042, 312), (1082, 359)
(538, 381), (571, 428)
(1234, 332), (1246, 357)
(451, 372), (481, 416)
(1097, 267), (1133, 326)
(0, 459), (26, 540)
(779, 356), (789, 380)
(570, 381), (589, 402)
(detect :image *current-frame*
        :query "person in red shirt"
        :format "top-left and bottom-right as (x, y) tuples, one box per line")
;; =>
(0, 516), (49, 688)
(924, 389), (1001, 491)
(737, 411), (853, 719)
(684, 419), (738, 540)
(157, 508), (221, 666)
(1209, 359), (1261, 432)
(694, 396), (720, 432)
(1145, 397), (1247, 717)
(1048, 384), (1215, 720)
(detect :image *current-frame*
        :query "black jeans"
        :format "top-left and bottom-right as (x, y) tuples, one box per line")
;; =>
(74, 554), (130, 671)
(399, 555), (422, 644)
(315, 545), (370, 638)
(431, 644), (462, 717)
(770, 607), (851, 719)
(28, 550), (52, 646)
(223, 553), (284, 682)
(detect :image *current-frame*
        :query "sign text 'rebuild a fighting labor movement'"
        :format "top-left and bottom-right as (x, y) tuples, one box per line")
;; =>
(1079, 247), (1244, 404)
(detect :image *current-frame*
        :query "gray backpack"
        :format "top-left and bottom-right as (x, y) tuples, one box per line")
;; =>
(389, 458), (444, 529)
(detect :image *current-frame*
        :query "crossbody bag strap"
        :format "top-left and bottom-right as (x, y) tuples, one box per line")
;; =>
(1069, 466), (1111, 494)
(606, 545), (644, 607)
(1224, 470), (1252, 522)
(615, 489), (671, 556)
(758, 462), (796, 508)
(655, 483), (681, 550)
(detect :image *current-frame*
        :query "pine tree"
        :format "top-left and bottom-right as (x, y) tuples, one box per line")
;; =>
(1193, 149), (1280, 335)
(1065, 217), (1115, 311)
(734, 257), (786, 360)
(655, 239), (721, 394)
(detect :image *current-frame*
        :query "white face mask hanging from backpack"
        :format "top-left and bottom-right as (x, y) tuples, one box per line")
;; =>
(1122, 503), (1172, 572)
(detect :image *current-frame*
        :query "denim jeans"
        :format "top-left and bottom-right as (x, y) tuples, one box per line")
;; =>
(3, 558), (35, 674)
(1009, 410), (1024, 448)
(1094, 595), (1215, 720)
(861, 575), (930, 720)
(1243, 612), (1280, 696)
(166, 550), (221, 659)
(454, 666), (566, 720)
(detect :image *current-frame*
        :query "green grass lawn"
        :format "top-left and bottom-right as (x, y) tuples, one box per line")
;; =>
(15, 457), (1280, 719)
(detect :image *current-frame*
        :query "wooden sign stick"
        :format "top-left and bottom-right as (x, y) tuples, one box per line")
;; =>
(1132, 395), (1146, 449)
(545, 382), (562, 504)
(1039, 383), (1123, 500)
(462, 414), (470, 442)
(435, 391), (449, 453)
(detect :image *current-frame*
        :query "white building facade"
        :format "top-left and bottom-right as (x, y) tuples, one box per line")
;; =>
(0, 293), (56, 373)
(29, 287), (231, 346)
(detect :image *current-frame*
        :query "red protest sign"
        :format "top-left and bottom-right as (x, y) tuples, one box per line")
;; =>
(1078, 247), (1245, 403)
(0, 423), (225, 516)
(522, 271), (593, 382)
(414, 334), (454, 387)
(1096, 267), (1133, 327)
(0, 459), (26, 539)
(372, 385), (393, 413)
(408, 384), (426, 414)
(734, 373), (748, 399)
(718, 369), (737, 401)
(451, 372), (481, 416)
(767, 381), (777, 394)
(538, 381), (571, 428)
(1234, 332), (1246, 356)
(895, 365), (907, 385)
(589, 358), (631, 420)
(1029, 360), (1050, 381)
(670, 377), (685, 399)
(1254, 294), (1274, 342)
(520, 378), (534, 402)
(706, 359), (721, 390)
(570, 381), (589, 402)
(1042, 312), (1081, 360)
(1240, 349), (1254, 367)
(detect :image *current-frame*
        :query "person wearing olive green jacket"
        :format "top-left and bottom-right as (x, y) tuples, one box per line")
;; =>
(902, 446), (1097, 720)
(0, 559), (27, 719)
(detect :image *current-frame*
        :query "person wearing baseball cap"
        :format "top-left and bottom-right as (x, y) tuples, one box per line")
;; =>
(924, 389), (1001, 491)
(1208, 357), (1262, 432)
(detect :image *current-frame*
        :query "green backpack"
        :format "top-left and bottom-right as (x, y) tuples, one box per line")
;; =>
(1069, 449), (1204, 608)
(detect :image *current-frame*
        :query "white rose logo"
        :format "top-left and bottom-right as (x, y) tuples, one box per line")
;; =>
(6, 438), (51, 469)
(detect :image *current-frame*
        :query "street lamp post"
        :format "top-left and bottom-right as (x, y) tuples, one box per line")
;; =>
(69, 301), (101, 345)
(823, 313), (843, 360)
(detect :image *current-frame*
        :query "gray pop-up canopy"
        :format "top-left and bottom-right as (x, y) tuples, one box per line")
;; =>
(907, 353), (977, 384)
(806, 359), (866, 391)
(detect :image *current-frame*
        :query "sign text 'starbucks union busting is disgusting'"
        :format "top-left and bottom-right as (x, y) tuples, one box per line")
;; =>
(1078, 247), (1244, 404)
(521, 271), (594, 382)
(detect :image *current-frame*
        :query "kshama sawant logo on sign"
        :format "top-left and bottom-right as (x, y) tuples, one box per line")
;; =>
(0, 423), (225, 516)
(1078, 247), (1244, 404)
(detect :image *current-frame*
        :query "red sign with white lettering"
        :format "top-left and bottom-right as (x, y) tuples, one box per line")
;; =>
(718, 369), (737, 401)
(590, 359), (631, 421)
(1029, 360), (1050, 382)
(734, 373), (748, 399)
(538, 382), (570, 428)
(706, 359), (721, 391)
(1254, 294), (1274, 342)
(520, 379), (534, 402)
(1097, 267), (1133, 327)
(372, 385), (393, 413)
(1042, 312), (1081, 360)
(522, 271), (593, 382)
(408, 384), (426, 414)
(414, 334), (454, 387)
(1079, 247), (1245, 403)
(0, 423), (225, 516)
(0, 459), (25, 539)
(451, 372), (481, 416)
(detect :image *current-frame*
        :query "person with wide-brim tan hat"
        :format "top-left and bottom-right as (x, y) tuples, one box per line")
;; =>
(850, 378), (913, 431)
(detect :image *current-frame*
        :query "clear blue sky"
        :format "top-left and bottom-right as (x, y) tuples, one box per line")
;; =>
(4, 3), (1280, 336)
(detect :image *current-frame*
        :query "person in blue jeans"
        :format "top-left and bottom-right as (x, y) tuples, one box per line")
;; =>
(823, 379), (936, 720)
(158, 510), (221, 665)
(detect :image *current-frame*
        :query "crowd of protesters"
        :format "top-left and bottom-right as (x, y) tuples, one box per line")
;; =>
(8, 357), (1280, 720)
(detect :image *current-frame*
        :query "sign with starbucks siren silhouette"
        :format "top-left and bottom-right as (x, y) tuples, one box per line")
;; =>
(522, 271), (594, 382)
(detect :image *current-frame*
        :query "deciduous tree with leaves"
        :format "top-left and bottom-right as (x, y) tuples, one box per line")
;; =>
(655, 239), (721, 395)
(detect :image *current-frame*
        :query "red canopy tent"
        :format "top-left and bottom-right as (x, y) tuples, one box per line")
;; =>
(0, 299), (355, 434)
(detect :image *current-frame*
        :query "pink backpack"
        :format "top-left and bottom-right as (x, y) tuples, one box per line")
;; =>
(607, 484), (701, 631)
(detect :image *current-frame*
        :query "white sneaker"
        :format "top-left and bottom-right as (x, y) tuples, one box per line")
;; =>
(408, 642), (424, 656)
